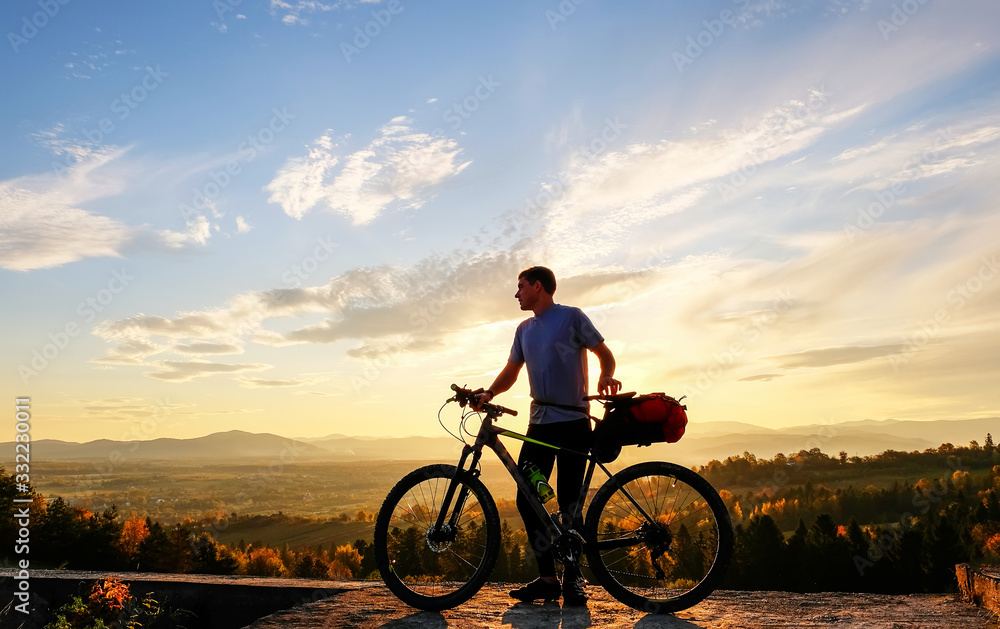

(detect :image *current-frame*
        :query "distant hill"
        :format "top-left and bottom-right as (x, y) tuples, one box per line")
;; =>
(6, 417), (996, 466)
(669, 416), (998, 465)
(305, 434), (466, 461)
(15, 430), (328, 462)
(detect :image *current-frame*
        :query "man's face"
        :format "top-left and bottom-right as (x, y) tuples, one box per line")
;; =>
(515, 277), (540, 311)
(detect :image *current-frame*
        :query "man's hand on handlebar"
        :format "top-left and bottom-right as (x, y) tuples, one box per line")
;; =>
(449, 384), (516, 417)
(471, 388), (494, 411)
(598, 375), (622, 396)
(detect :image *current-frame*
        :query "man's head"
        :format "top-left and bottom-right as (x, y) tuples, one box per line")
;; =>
(518, 266), (556, 294)
(516, 266), (556, 313)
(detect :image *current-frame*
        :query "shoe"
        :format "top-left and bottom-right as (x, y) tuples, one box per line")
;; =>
(562, 568), (588, 606)
(509, 578), (561, 602)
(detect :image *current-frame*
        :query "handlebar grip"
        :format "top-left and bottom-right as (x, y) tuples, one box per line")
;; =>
(448, 384), (517, 416)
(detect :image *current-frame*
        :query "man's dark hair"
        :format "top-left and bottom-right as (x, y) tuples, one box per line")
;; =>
(518, 266), (557, 295)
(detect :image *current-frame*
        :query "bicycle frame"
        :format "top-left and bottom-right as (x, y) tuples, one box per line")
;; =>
(432, 407), (658, 557)
(376, 389), (734, 614)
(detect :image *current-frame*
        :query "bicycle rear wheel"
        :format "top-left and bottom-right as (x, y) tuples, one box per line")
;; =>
(584, 461), (733, 613)
(374, 464), (500, 611)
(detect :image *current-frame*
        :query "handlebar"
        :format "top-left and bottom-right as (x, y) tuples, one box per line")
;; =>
(450, 383), (518, 417)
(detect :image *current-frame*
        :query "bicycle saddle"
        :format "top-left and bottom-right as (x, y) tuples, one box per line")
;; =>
(585, 391), (637, 402)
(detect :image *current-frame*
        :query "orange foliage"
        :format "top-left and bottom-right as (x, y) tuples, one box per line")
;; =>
(244, 547), (287, 577)
(329, 544), (362, 579)
(88, 577), (131, 616)
(120, 517), (150, 558)
(986, 533), (1000, 558)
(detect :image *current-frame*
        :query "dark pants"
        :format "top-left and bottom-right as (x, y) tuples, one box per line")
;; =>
(515, 418), (592, 578)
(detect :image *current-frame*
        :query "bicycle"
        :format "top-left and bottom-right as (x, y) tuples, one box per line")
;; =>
(373, 384), (734, 614)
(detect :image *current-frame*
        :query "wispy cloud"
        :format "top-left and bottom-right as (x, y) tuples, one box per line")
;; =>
(90, 249), (666, 373)
(175, 342), (245, 355)
(146, 360), (271, 382)
(266, 117), (470, 224)
(236, 375), (328, 388)
(773, 344), (906, 369)
(77, 397), (192, 420)
(269, 0), (390, 26)
(533, 95), (864, 265)
(0, 142), (211, 271)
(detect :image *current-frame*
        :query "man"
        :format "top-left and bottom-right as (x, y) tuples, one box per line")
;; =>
(474, 266), (621, 606)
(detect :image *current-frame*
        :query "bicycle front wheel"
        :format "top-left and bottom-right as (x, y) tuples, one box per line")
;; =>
(585, 461), (733, 613)
(373, 464), (500, 611)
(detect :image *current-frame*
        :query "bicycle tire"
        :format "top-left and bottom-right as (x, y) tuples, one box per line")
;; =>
(374, 464), (501, 611)
(584, 461), (733, 613)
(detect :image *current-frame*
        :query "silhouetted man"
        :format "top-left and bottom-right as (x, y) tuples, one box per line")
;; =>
(474, 266), (621, 606)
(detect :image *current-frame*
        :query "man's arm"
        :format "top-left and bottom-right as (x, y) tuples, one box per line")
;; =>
(472, 360), (522, 408)
(591, 341), (622, 396)
(488, 360), (522, 397)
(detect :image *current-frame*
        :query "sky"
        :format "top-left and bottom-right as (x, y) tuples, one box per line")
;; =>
(2, 0), (999, 443)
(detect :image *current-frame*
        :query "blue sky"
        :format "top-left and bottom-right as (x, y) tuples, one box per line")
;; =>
(2, 0), (999, 443)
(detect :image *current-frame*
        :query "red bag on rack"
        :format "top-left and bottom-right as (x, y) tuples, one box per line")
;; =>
(592, 393), (687, 463)
(628, 394), (688, 443)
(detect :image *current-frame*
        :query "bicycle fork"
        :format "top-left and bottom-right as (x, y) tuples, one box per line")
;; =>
(426, 446), (478, 542)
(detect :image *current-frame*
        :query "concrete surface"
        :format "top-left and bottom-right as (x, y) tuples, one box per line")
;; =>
(247, 582), (997, 629)
(3, 571), (994, 629)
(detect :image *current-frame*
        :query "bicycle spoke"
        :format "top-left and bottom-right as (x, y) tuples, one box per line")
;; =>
(585, 462), (732, 613)
(376, 464), (501, 608)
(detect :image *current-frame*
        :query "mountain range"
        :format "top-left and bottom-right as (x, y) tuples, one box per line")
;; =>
(8, 417), (997, 467)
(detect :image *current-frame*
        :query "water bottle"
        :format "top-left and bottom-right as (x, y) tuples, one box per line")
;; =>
(522, 461), (555, 503)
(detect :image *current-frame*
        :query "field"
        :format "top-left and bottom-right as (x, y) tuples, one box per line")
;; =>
(28, 457), (615, 523)
(26, 445), (986, 552)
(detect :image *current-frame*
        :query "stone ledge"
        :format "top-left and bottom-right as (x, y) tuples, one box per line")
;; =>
(957, 563), (1000, 617)
(0, 569), (349, 629)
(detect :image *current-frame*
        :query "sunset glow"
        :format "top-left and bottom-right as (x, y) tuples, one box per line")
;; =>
(2, 1), (999, 442)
